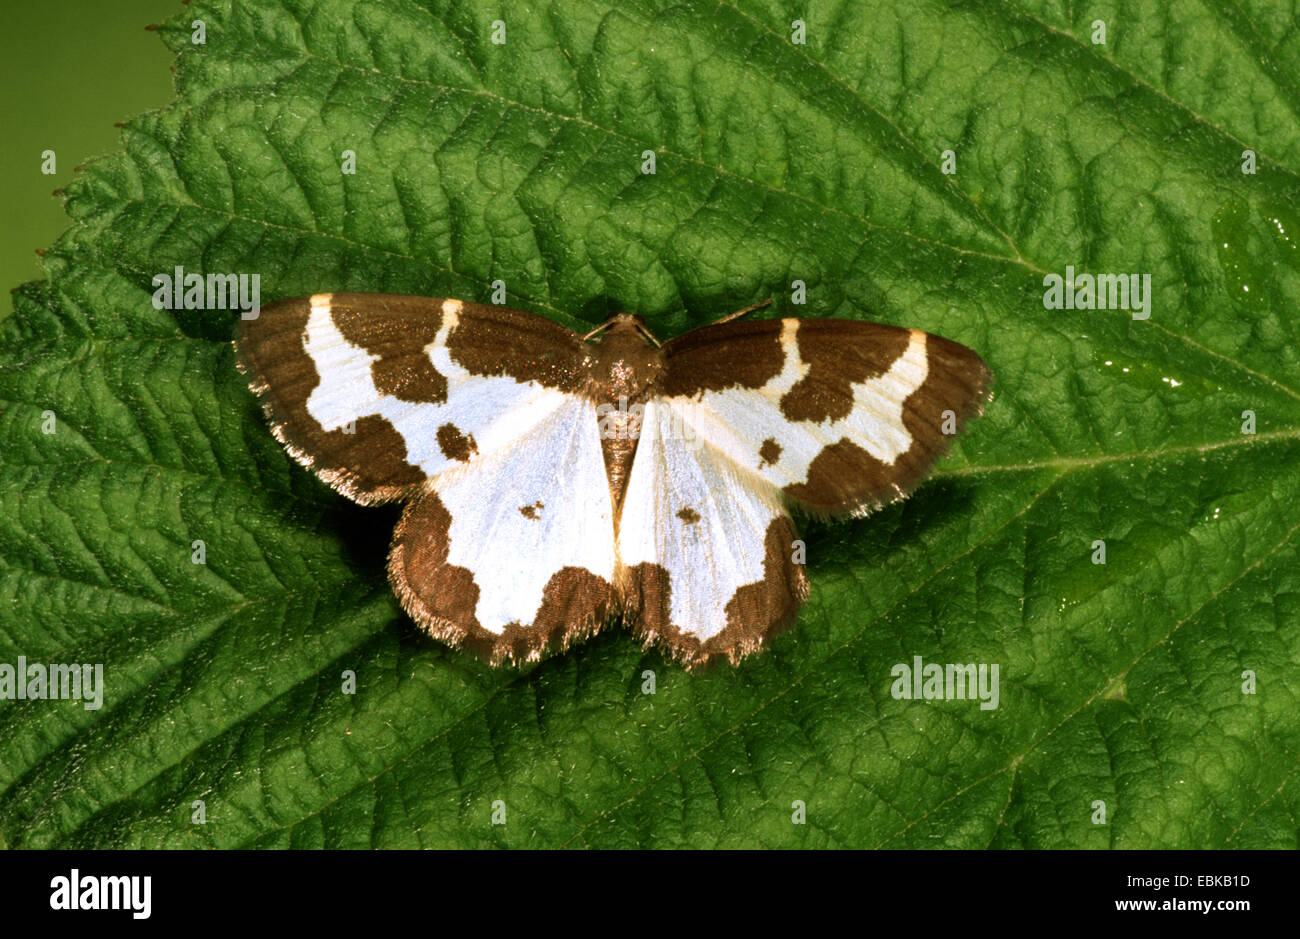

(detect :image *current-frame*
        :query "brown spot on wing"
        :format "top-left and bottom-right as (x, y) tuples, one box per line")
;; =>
(783, 331), (992, 515)
(759, 438), (782, 466)
(676, 507), (700, 524)
(779, 320), (911, 422)
(660, 318), (786, 398)
(234, 296), (426, 504)
(437, 423), (477, 462)
(389, 496), (612, 666)
(520, 500), (544, 519)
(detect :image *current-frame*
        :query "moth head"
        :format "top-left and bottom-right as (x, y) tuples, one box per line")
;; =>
(583, 313), (661, 348)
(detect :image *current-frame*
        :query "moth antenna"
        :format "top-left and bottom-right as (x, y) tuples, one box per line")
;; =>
(582, 315), (663, 346)
(634, 321), (663, 347)
(712, 298), (772, 325)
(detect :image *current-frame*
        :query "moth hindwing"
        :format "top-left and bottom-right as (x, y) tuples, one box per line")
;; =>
(236, 294), (992, 668)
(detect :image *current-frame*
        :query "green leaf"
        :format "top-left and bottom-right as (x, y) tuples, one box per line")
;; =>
(2, 0), (1298, 849)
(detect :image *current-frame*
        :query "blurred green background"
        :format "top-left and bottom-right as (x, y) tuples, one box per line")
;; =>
(1, 1), (180, 320)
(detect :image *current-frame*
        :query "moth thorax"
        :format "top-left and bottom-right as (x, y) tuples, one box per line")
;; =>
(594, 320), (663, 399)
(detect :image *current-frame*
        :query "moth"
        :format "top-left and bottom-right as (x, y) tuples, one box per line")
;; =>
(235, 293), (991, 668)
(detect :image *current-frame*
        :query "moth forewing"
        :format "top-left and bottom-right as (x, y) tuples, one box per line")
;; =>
(237, 293), (616, 664)
(658, 317), (992, 519)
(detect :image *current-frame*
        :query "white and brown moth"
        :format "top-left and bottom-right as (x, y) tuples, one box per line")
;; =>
(235, 293), (991, 669)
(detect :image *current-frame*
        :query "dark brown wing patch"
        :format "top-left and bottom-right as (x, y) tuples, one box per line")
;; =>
(436, 423), (477, 461)
(389, 491), (481, 633)
(331, 297), (449, 403)
(621, 562), (673, 638)
(659, 318), (786, 398)
(445, 302), (589, 392)
(779, 320), (911, 422)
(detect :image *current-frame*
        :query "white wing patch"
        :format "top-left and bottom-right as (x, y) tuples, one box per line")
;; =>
(666, 321), (929, 490)
(302, 295), (570, 480)
(435, 394), (616, 633)
(617, 399), (798, 643)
